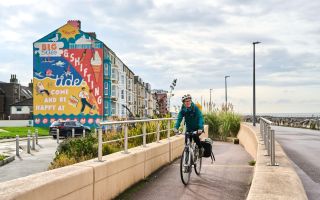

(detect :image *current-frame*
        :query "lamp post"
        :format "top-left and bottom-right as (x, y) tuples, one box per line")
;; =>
(224, 75), (230, 111)
(209, 89), (212, 112)
(253, 41), (261, 126)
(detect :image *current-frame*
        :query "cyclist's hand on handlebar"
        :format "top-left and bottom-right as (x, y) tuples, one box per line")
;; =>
(197, 129), (203, 135)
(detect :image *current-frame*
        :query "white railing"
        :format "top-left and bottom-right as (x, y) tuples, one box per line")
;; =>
(97, 118), (177, 161)
(260, 117), (279, 166)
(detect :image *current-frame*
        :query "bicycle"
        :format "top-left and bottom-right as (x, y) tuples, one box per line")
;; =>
(180, 130), (202, 185)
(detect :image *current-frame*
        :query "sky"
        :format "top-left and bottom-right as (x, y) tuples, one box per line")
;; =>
(0, 0), (319, 114)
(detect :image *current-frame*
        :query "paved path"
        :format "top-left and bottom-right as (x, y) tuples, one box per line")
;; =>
(0, 138), (58, 182)
(118, 142), (254, 200)
(273, 126), (320, 200)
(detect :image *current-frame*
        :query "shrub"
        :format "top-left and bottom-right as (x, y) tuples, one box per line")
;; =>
(49, 119), (176, 169)
(0, 154), (7, 161)
(204, 111), (241, 141)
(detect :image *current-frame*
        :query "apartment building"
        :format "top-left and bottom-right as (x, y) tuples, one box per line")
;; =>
(33, 20), (156, 126)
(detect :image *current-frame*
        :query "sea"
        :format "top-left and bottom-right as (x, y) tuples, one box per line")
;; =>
(243, 113), (320, 118)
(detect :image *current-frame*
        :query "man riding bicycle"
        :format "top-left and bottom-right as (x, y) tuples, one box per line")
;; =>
(174, 94), (204, 156)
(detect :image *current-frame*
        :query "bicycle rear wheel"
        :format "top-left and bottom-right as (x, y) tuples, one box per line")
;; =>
(180, 149), (191, 185)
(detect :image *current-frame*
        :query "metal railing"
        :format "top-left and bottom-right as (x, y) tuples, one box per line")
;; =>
(97, 118), (177, 161)
(260, 117), (279, 166)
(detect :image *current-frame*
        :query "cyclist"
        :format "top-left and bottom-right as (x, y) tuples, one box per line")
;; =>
(174, 94), (204, 156)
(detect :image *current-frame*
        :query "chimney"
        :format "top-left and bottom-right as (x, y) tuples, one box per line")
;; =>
(67, 20), (81, 29)
(87, 32), (97, 39)
(28, 79), (33, 89)
(10, 74), (14, 83)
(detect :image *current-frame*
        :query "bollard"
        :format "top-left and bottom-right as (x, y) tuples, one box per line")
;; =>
(167, 120), (171, 139)
(35, 129), (38, 145)
(260, 119), (263, 136)
(143, 122), (146, 147)
(156, 122), (160, 143)
(27, 135), (31, 154)
(268, 126), (271, 155)
(124, 124), (128, 154)
(265, 126), (270, 156)
(268, 130), (279, 166)
(72, 128), (75, 138)
(98, 128), (102, 162)
(32, 134), (35, 150)
(83, 129), (86, 137)
(16, 135), (19, 156)
(57, 129), (60, 144)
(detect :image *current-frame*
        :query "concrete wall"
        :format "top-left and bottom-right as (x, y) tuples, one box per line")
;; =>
(0, 135), (185, 200)
(238, 123), (308, 200)
(0, 120), (33, 127)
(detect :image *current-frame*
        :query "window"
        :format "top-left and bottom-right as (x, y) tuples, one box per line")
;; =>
(104, 82), (108, 94)
(17, 107), (22, 112)
(111, 85), (117, 97)
(121, 90), (125, 100)
(111, 68), (118, 80)
(104, 63), (109, 76)
(121, 107), (125, 115)
(128, 93), (132, 102)
(111, 102), (116, 115)
(121, 75), (125, 85)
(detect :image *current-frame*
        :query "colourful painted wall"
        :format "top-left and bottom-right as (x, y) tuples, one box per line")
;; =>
(33, 22), (103, 127)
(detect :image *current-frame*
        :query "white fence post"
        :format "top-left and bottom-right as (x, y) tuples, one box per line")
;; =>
(124, 124), (128, 154)
(143, 122), (147, 147)
(156, 122), (160, 143)
(98, 128), (102, 161)
(167, 120), (171, 139)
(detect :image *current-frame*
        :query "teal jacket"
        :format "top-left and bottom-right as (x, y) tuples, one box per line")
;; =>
(174, 102), (204, 132)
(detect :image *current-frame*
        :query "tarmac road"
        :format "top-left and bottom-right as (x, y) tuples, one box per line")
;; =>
(117, 142), (254, 200)
(273, 126), (320, 200)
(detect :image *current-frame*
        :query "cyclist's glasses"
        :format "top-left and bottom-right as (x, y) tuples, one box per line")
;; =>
(184, 100), (191, 103)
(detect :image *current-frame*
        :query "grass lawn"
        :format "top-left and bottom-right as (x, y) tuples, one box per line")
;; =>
(0, 127), (49, 139)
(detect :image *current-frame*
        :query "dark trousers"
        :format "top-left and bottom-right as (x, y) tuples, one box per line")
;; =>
(81, 98), (93, 112)
(185, 133), (202, 148)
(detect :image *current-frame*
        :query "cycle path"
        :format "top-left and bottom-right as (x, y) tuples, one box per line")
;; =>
(118, 141), (254, 200)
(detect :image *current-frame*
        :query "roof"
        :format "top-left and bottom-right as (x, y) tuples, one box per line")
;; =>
(20, 86), (33, 99)
(10, 98), (33, 106)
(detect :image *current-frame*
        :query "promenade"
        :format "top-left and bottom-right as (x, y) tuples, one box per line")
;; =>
(120, 141), (254, 200)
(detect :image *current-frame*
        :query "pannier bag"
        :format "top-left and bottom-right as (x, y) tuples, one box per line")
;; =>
(201, 138), (215, 163)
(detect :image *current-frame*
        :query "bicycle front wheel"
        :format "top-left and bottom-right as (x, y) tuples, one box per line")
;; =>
(194, 154), (202, 175)
(180, 149), (191, 185)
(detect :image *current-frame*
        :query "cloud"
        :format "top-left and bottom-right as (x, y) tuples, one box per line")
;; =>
(0, 0), (320, 114)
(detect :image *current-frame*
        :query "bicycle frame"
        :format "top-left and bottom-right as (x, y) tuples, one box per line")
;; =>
(184, 131), (198, 166)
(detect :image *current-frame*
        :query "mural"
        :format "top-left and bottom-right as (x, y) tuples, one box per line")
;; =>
(33, 23), (103, 127)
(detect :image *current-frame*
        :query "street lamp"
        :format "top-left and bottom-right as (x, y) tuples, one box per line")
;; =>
(209, 89), (212, 112)
(253, 41), (261, 126)
(224, 76), (230, 111)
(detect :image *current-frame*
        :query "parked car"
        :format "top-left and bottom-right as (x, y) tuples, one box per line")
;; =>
(49, 120), (91, 139)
